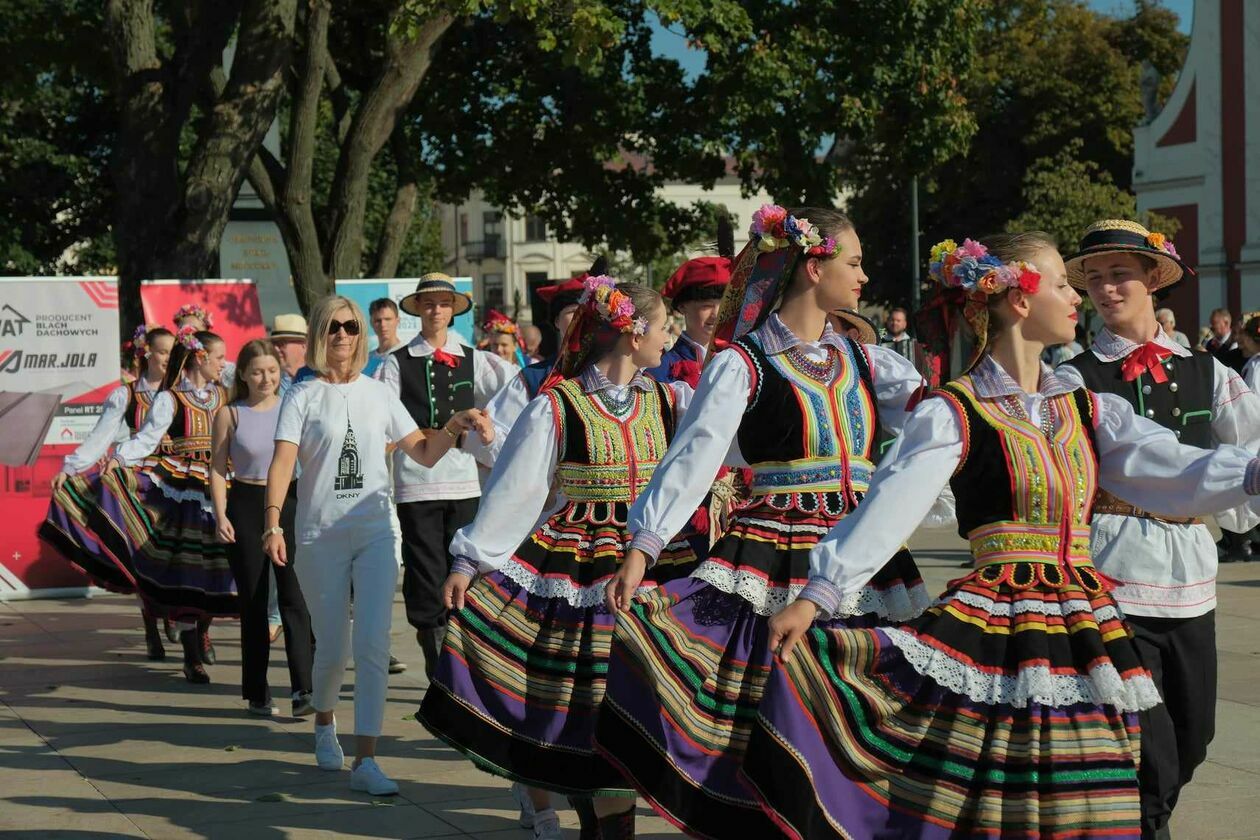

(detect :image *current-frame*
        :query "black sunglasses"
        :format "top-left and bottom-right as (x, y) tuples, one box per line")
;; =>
(327, 319), (361, 336)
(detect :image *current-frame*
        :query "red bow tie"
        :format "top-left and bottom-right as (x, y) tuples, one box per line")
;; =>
(431, 348), (459, 369)
(1121, 341), (1173, 383)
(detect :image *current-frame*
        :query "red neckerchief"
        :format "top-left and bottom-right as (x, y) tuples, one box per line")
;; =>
(431, 348), (459, 369)
(1120, 341), (1173, 383)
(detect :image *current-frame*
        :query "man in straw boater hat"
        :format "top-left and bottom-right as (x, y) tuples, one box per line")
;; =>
(1056, 219), (1260, 840)
(376, 273), (513, 679)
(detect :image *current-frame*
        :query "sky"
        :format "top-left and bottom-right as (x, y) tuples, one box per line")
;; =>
(649, 0), (1196, 81)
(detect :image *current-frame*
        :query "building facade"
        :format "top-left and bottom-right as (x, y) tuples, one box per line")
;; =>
(1133, 0), (1259, 330)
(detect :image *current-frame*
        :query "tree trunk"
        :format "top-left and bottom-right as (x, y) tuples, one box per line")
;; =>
(105, 0), (182, 329)
(371, 129), (420, 278)
(166, 0), (298, 276)
(324, 9), (454, 280)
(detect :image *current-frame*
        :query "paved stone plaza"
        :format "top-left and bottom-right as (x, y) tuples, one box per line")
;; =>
(3, 532), (1260, 838)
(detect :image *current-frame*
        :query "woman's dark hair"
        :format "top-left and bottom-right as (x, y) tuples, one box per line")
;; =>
(230, 339), (283, 402)
(783, 206), (855, 296)
(569, 283), (665, 373)
(1243, 314), (1260, 343)
(161, 330), (222, 391)
(140, 327), (174, 376)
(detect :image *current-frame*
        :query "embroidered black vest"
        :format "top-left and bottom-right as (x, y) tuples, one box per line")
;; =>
(1063, 351), (1213, 448)
(124, 382), (154, 433)
(393, 347), (475, 430)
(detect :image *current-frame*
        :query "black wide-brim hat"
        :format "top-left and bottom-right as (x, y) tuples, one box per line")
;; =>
(1064, 219), (1194, 292)
(400, 273), (473, 317)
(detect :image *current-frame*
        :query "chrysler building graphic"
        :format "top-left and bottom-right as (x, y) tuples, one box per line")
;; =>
(334, 415), (364, 491)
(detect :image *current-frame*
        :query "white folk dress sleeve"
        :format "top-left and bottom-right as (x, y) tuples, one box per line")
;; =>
(1206, 358), (1260, 532)
(449, 395), (561, 575)
(627, 350), (751, 560)
(62, 385), (130, 475)
(113, 392), (176, 466)
(465, 372), (531, 468)
(864, 344), (929, 436)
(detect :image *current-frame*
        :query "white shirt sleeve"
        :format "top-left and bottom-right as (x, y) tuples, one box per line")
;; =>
(62, 385), (130, 475)
(449, 395), (560, 574)
(1093, 391), (1260, 518)
(627, 350), (751, 557)
(1244, 358), (1260, 395)
(668, 380), (695, 419)
(114, 392), (176, 466)
(808, 397), (964, 594)
(466, 372), (531, 468)
(473, 350), (514, 407)
(1208, 360), (1260, 532)
(386, 391), (420, 443)
(865, 344), (929, 435)
(377, 353), (401, 396)
(274, 385), (308, 445)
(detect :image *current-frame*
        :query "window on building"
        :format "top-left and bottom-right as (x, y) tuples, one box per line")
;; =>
(483, 273), (505, 310)
(525, 215), (548, 242)
(483, 211), (504, 258)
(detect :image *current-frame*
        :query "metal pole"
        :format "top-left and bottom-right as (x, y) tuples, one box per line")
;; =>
(909, 176), (921, 312)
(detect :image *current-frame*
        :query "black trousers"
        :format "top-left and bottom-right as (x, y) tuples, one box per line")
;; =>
(1129, 611), (1217, 839)
(397, 497), (479, 631)
(226, 483), (313, 705)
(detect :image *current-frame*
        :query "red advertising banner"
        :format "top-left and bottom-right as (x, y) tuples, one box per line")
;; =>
(140, 279), (267, 361)
(0, 278), (120, 597)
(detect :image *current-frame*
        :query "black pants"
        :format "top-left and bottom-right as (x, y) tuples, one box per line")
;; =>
(1129, 611), (1217, 839)
(397, 497), (479, 631)
(226, 483), (313, 705)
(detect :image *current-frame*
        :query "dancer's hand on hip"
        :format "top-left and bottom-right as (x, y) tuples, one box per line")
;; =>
(768, 599), (819, 661)
(606, 550), (648, 613)
(443, 571), (473, 611)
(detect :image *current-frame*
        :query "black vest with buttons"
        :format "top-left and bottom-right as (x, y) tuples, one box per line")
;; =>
(393, 346), (475, 430)
(1063, 350), (1214, 448)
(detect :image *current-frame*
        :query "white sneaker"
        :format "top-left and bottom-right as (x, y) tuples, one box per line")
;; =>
(531, 808), (562, 840)
(349, 757), (399, 796)
(314, 721), (344, 771)
(511, 781), (536, 828)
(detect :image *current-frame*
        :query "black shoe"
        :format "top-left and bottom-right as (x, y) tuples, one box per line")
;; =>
(388, 655), (407, 675)
(417, 628), (445, 681)
(198, 618), (216, 665)
(291, 691), (315, 717)
(597, 805), (635, 840)
(143, 615), (166, 661)
(180, 630), (210, 684)
(567, 795), (600, 840)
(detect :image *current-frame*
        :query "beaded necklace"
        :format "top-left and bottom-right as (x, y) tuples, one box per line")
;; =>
(784, 345), (836, 383)
(595, 386), (636, 417)
(1000, 393), (1057, 438)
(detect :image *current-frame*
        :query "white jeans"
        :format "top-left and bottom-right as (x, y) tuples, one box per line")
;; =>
(294, 523), (396, 737)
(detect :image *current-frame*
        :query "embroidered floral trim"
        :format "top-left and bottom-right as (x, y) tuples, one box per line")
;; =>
(946, 588), (1121, 622)
(495, 557), (659, 609)
(883, 627), (1161, 712)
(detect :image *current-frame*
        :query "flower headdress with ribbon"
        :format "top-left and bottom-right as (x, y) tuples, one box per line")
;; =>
(175, 325), (208, 362)
(541, 275), (648, 389)
(123, 323), (163, 361)
(710, 204), (844, 352)
(922, 238), (1042, 372)
(173, 304), (214, 329)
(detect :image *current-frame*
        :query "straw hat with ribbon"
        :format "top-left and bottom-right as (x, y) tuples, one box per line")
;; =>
(400, 273), (473, 317)
(1064, 219), (1193, 291)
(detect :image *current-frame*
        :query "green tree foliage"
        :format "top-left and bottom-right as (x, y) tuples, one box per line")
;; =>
(851, 0), (1188, 307)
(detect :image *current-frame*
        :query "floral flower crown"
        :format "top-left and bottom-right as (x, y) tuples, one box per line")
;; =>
(173, 304), (213, 328)
(750, 204), (840, 257)
(578, 275), (648, 336)
(928, 238), (1041, 296)
(124, 323), (163, 359)
(175, 325), (207, 361)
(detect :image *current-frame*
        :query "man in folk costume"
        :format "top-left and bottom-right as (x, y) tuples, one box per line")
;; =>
(377, 274), (513, 678)
(466, 258), (601, 468)
(644, 214), (743, 555)
(1056, 220), (1260, 840)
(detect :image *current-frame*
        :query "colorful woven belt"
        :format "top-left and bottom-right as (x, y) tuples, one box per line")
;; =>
(968, 521), (1093, 569)
(750, 456), (872, 496)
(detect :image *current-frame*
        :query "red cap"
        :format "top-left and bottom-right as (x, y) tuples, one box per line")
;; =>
(662, 256), (733, 301)
(536, 277), (587, 303)
(481, 309), (518, 335)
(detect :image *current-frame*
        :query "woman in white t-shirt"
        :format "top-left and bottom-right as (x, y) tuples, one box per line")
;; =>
(263, 295), (492, 796)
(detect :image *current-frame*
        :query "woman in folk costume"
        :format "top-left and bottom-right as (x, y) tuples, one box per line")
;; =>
(94, 327), (236, 683)
(480, 309), (529, 369)
(417, 277), (698, 840)
(596, 205), (931, 840)
(749, 233), (1260, 840)
(42, 325), (176, 660)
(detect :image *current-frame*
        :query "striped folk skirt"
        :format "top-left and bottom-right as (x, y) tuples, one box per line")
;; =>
(594, 491), (930, 839)
(742, 561), (1157, 840)
(416, 500), (695, 796)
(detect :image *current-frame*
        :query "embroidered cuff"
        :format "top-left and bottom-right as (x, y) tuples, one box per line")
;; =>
(628, 531), (665, 567)
(799, 577), (845, 619)
(450, 556), (480, 579)
(1247, 458), (1260, 496)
